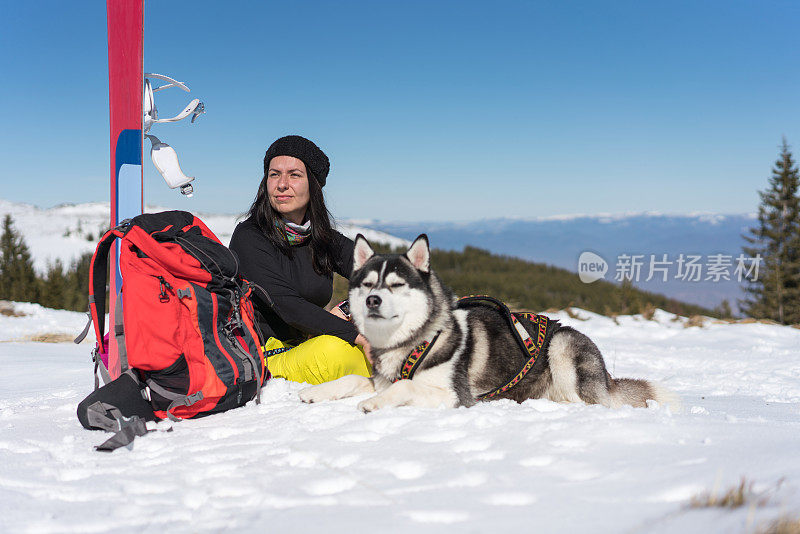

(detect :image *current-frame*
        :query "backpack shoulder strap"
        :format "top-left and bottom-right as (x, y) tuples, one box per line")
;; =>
(88, 227), (127, 353)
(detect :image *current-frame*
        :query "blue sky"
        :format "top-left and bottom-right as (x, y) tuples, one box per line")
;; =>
(1, 1), (799, 221)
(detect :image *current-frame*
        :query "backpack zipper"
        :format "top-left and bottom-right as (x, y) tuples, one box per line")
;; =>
(208, 291), (241, 384)
(155, 275), (174, 303)
(223, 298), (262, 403)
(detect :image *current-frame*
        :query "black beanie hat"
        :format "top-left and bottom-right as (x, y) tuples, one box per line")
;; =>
(263, 135), (330, 187)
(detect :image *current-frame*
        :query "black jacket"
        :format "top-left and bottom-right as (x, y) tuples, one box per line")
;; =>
(229, 218), (359, 345)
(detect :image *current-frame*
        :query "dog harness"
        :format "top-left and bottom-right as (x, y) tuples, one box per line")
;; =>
(395, 332), (441, 381)
(394, 295), (558, 400)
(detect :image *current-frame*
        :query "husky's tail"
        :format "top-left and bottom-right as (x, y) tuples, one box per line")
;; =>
(609, 378), (682, 412)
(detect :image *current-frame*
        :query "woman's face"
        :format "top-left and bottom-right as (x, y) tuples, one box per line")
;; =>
(266, 155), (311, 224)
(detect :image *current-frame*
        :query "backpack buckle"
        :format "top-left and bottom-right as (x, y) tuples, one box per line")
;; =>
(184, 391), (204, 406)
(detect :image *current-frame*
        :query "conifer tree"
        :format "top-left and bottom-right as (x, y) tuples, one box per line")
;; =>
(0, 214), (39, 303)
(40, 259), (68, 309)
(741, 138), (800, 324)
(66, 253), (92, 311)
(714, 299), (733, 319)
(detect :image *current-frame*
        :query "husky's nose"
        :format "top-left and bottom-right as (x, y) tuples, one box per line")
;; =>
(366, 295), (382, 309)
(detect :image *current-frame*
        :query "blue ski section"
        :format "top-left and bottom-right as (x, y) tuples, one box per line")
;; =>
(114, 128), (143, 292)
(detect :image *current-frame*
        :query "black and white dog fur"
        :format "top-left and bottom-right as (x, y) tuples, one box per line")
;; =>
(299, 235), (679, 413)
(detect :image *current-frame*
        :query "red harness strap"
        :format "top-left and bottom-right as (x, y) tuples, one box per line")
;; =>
(394, 332), (441, 382)
(477, 312), (549, 400)
(393, 295), (556, 400)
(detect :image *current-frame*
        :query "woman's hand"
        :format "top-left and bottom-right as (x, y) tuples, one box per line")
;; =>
(329, 305), (371, 362)
(329, 305), (348, 321)
(355, 334), (373, 364)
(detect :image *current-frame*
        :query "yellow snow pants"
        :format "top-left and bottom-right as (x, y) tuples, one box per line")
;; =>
(263, 335), (372, 385)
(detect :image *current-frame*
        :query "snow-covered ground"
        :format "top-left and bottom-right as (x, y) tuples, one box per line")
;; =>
(1, 303), (799, 533)
(0, 199), (409, 273)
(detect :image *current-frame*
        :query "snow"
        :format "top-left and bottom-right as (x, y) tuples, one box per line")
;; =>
(1, 303), (800, 533)
(0, 199), (408, 273)
(0, 301), (91, 343)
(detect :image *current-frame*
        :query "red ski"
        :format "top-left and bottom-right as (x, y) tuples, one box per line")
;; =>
(106, 0), (144, 379)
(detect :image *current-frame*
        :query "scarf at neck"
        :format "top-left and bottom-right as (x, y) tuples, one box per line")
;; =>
(277, 218), (311, 246)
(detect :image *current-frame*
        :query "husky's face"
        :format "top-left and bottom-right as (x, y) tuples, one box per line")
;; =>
(349, 235), (432, 348)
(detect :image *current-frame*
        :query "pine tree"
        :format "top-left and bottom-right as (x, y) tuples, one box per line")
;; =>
(741, 138), (800, 324)
(0, 214), (39, 303)
(65, 253), (92, 311)
(714, 299), (733, 319)
(40, 259), (68, 309)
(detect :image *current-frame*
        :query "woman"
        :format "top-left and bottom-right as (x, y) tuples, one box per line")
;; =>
(76, 135), (363, 434)
(229, 135), (372, 385)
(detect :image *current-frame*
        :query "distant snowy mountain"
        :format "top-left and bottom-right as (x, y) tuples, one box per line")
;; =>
(368, 213), (758, 310)
(0, 199), (409, 273)
(0, 199), (758, 310)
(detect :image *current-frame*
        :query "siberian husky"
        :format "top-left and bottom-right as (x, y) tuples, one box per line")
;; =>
(299, 235), (678, 413)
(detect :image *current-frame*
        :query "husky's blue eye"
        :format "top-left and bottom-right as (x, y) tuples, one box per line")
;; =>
(390, 283), (405, 289)
(363, 282), (374, 288)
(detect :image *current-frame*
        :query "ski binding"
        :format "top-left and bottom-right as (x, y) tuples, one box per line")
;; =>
(143, 73), (205, 196)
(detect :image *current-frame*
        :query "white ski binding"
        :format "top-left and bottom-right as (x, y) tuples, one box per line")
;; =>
(143, 73), (205, 196)
(145, 135), (194, 197)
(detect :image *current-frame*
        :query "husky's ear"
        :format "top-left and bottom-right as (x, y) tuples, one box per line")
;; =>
(405, 234), (430, 273)
(353, 234), (375, 271)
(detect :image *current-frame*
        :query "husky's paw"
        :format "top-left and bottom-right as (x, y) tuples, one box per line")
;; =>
(299, 384), (333, 404)
(299, 375), (376, 404)
(357, 396), (387, 413)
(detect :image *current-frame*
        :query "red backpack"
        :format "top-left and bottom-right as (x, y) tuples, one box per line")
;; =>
(77, 210), (268, 424)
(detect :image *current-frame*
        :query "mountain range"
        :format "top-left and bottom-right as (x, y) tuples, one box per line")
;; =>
(0, 199), (409, 273)
(365, 213), (758, 311)
(0, 199), (756, 311)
